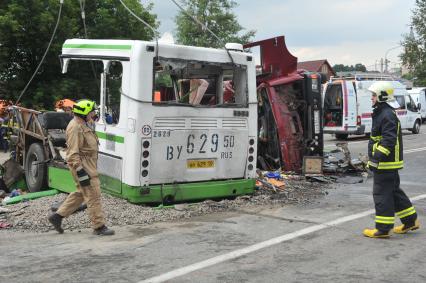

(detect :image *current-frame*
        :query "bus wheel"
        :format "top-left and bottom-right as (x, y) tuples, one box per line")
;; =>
(335, 134), (348, 140)
(25, 143), (47, 192)
(412, 120), (421, 134)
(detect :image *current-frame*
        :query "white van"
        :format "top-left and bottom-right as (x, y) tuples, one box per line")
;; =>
(407, 87), (426, 122)
(323, 74), (422, 139)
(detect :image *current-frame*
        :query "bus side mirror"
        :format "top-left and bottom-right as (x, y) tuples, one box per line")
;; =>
(418, 103), (421, 111)
(61, 58), (70, 74)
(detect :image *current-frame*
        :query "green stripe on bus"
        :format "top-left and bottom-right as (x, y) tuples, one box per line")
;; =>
(96, 131), (125, 143)
(63, 44), (132, 50)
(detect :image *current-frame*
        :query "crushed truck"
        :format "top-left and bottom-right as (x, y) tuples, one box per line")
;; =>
(7, 38), (258, 204)
(244, 36), (325, 173)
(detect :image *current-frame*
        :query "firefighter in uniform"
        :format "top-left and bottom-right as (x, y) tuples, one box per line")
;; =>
(363, 82), (420, 238)
(48, 100), (114, 236)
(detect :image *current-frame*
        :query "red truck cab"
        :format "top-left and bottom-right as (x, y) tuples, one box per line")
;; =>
(244, 36), (324, 172)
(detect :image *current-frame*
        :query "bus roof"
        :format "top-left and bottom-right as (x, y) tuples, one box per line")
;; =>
(61, 39), (252, 65)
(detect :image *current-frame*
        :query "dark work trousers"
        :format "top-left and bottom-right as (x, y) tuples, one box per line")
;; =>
(373, 170), (417, 231)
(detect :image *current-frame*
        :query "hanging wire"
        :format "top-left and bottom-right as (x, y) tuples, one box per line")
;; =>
(79, 0), (100, 90)
(16, 0), (64, 104)
(118, 0), (159, 58)
(170, 0), (235, 64)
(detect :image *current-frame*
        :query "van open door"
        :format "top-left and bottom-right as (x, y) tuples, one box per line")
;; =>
(324, 81), (344, 128)
(323, 80), (357, 138)
(343, 80), (357, 130)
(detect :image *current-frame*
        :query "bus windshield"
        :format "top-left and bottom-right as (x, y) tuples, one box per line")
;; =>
(153, 57), (248, 108)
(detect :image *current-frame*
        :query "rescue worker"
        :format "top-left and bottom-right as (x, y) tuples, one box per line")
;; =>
(363, 81), (420, 238)
(48, 99), (114, 236)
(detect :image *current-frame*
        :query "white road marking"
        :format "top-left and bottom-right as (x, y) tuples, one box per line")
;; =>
(140, 194), (426, 283)
(405, 147), (426, 154)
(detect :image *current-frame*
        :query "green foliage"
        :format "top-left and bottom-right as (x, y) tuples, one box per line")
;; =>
(175, 0), (255, 48)
(400, 0), (426, 86)
(0, 0), (158, 109)
(333, 63), (367, 72)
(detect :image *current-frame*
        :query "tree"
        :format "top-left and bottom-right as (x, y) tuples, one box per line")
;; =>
(0, 0), (158, 109)
(175, 0), (255, 48)
(400, 0), (426, 86)
(333, 63), (366, 72)
(354, 63), (367, 72)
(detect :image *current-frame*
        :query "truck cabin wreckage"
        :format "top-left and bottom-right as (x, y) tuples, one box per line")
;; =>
(243, 36), (324, 172)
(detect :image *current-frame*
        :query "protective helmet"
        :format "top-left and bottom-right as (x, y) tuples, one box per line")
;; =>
(368, 81), (395, 102)
(72, 99), (96, 116)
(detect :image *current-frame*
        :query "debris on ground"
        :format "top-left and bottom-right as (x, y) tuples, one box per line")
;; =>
(323, 142), (368, 174)
(0, 158), (24, 192)
(0, 221), (12, 229)
(1, 173), (330, 233)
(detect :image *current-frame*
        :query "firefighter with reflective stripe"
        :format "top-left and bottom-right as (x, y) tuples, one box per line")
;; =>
(364, 82), (420, 238)
(48, 99), (115, 236)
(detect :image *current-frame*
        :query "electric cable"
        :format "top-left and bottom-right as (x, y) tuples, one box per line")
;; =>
(170, 0), (235, 65)
(118, 0), (159, 59)
(16, 0), (64, 104)
(78, 0), (100, 90)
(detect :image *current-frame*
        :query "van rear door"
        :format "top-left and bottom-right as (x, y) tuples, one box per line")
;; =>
(323, 81), (344, 129)
(395, 95), (408, 128)
(323, 80), (356, 133)
(343, 80), (357, 131)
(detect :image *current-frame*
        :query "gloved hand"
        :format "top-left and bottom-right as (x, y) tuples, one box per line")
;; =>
(76, 167), (91, 187)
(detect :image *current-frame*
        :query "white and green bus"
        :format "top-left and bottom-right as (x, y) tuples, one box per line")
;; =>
(46, 39), (257, 203)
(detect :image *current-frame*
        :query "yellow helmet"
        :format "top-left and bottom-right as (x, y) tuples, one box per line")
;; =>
(72, 99), (96, 116)
(368, 81), (395, 102)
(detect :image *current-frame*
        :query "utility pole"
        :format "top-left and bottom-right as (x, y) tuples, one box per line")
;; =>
(384, 45), (401, 73)
(380, 58), (384, 73)
(385, 58), (389, 74)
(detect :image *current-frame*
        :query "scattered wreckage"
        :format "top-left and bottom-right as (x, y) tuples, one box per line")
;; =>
(0, 37), (370, 218)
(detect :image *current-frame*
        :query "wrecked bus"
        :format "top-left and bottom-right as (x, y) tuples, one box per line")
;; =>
(12, 39), (258, 203)
(244, 36), (324, 172)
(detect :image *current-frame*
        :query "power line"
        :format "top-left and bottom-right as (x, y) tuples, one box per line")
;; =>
(16, 0), (64, 104)
(170, 0), (235, 64)
(118, 0), (159, 58)
(79, 0), (99, 90)
(118, 0), (158, 38)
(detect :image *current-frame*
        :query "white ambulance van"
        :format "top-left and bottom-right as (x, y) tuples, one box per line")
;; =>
(407, 87), (426, 122)
(323, 74), (422, 139)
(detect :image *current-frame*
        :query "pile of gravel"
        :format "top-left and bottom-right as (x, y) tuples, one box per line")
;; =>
(1, 179), (330, 233)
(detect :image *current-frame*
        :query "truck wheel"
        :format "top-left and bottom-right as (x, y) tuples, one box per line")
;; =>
(335, 134), (348, 140)
(25, 143), (47, 192)
(412, 120), (421, 134)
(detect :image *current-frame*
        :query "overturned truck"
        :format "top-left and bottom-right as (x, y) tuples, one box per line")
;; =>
(244, 36), (324, 172)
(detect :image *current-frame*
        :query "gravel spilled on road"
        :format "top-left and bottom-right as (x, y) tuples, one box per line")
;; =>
(1, 180), (330, 233)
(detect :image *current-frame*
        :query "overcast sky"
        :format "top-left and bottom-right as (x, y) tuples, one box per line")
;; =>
(150, 0), (416, 70)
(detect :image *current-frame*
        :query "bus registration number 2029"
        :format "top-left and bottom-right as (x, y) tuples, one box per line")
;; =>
(165, 133), (235, 161)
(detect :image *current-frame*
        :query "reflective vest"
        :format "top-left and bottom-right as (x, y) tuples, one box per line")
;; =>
(367, 103), (403, 171)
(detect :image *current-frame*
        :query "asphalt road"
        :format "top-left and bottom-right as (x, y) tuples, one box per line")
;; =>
(1, 131), (426, 283)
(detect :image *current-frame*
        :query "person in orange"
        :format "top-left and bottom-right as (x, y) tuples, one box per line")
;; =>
(48, 99), (114, 236)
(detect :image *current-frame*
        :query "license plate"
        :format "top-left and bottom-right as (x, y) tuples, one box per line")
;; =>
(187, 159), (215, 169)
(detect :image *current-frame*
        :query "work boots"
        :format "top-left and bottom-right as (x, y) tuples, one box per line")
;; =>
(93, 225), (115, 236)
(48, 213), (64, 234)
(393, 219), (420, 234)
(363, 228), (391, 238)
